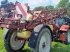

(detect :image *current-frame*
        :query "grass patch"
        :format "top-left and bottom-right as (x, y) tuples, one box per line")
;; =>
(0, 29), (6, 52)
(51, 42), (70, 52)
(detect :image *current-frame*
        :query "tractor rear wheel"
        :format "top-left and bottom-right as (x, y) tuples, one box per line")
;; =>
(33, 27), (51, 52)
(66, 29), (70, 44)
(4, 29), (25, 52)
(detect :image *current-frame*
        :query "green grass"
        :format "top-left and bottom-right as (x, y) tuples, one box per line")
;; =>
(51, 42), (70, 52)
(0, 29), (70, 52)
(0, 29), (6, 52)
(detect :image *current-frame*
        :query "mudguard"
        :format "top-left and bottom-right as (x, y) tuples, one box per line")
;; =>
(60, 25), (69, 31)
(28, 24), (51, 49)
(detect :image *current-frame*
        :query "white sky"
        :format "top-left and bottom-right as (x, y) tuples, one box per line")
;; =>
(0, 0), (69, 9)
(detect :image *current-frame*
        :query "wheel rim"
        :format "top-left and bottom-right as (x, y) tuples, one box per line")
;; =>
(39, 31), (51, 52)
(10, 32), (25, 50)
(67, 29), (70, 43)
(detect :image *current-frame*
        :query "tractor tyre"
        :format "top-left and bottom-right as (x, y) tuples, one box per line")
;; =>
(33, 27), (52, 52)
(4, 29), (25, 52)
(66, 29), (70, 44)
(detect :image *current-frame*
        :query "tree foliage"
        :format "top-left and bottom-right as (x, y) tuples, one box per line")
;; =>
(33, 5), (54, 11)
(66, 2), (70, 9)
(66, 2), (70, 17)
(57, 0), (70, 17)
(57, 0), (69, 8)
(46, 5), (54, 10)
(33, 6), (45, 11)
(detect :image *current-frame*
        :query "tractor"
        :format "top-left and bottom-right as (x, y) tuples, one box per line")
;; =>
(0, 0), (70, 52)
(52, 15), (70, 44)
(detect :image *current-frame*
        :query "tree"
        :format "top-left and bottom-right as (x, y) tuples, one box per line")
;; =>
(66, 2), (70, 17)
(33, 6), (45, 11)
(57, 0), (70, 17)
(66, 2), (70, 9)
(57, 0), (69, 8)
(46, 5), (54, 10)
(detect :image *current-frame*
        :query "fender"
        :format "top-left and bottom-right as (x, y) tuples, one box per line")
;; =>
(28, 24), (51, 49)
(60, 25), (69, 31)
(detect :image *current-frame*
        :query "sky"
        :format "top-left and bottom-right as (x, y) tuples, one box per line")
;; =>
(0, 0), (68, 9)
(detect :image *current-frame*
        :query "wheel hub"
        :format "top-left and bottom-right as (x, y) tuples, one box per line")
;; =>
(10, 32), (25, 50)
(39, 32), (51, 52)
(42, 42), (46, 49)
